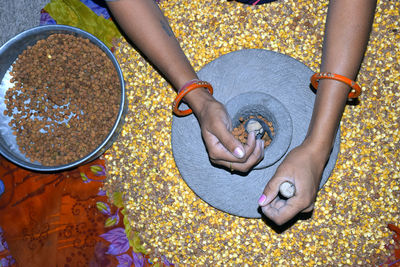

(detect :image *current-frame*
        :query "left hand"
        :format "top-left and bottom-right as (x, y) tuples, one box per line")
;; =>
(258, 142), (327, 225)
(183, 85), (264, 172)
(193, 93), (265, 172)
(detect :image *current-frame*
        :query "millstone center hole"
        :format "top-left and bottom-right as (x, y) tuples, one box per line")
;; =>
(232, 106), (276, 149)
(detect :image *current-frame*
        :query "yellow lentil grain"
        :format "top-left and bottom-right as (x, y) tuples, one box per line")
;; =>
(103, 0), (400, 265)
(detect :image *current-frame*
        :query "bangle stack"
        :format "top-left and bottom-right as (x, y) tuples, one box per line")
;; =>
(173, 80), (213, 116)
(310, 72), (361, 99)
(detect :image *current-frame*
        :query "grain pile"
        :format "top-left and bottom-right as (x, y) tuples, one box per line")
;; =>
(104, 0), (399, 265)
(3, 34), (120, 166)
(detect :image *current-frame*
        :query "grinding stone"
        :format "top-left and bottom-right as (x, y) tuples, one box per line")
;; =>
(226, 91), (293, 169)
(171, 49), (340, 218)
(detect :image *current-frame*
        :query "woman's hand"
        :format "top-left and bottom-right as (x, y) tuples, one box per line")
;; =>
(258, 0), (376, 226)
(258, 141), (328, 225)
(186, 88), (265, 172)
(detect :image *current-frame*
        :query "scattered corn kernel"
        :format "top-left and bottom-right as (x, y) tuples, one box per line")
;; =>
(103, 0), (400, 265)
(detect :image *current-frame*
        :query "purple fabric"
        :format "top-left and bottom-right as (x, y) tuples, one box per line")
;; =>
(40, 11), (56, 25)
(0, 227), (16, 266)
(40, 0), (113, 26)
(81, 0), (112, 19)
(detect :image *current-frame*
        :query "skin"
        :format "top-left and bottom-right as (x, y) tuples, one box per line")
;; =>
(107, 0), (377, 225)
(106, 0), (265, 173)
(259, 0), (377, 225)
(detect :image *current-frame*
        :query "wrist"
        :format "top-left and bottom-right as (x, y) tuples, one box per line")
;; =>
(183, 87), (215, 115)
(301, 136), (333, 163)
(173, 80), (214, 117)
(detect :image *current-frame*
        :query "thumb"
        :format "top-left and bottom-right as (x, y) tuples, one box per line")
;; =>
(258, 177), (283, 207)
(214, 126), (249, 159)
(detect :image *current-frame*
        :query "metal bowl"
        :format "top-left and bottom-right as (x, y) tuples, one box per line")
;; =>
(0, 25), (126, 172)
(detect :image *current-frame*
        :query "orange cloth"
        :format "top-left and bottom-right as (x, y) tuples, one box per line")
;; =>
(0, 156), (117, 266)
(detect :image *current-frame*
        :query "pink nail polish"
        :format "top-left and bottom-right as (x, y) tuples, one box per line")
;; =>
(233, 147), (244, 158)
(258, 194), (267, 205)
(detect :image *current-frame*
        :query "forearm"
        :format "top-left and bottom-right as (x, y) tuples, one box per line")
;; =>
(107, 0), (214, 113)
(305, 0), (376, 156)
(106, 0), (198, 90)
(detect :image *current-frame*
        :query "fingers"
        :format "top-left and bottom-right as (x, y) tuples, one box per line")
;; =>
(258, 176), (282, 207)
(197, 99), (264, 171)
(259, 179), (299, 225)
(260, 198), (299, 225)
(212, 138), (265, 172)
(205, 129), (258, 163)
(261, 197), (315, 225)
(258, 177), (309, 225)
(198, 99), (262, 169)
(302, 203), (315, 213)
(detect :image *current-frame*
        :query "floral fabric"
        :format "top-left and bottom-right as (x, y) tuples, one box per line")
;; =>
(0, 156), (172, 266)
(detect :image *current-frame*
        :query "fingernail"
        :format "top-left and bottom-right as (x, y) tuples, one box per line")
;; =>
(258, 194), (267, 206)
(233, 147), (245, 158)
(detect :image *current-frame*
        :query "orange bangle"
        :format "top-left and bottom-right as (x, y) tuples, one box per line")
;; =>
(172, 81), (213, 116)
(310, 72), (361, 99)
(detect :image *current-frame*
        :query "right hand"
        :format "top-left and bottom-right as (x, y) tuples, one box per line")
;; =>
(258, 142), (326, 225)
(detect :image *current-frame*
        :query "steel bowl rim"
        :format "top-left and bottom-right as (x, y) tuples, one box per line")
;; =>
(0, 25), (125, 172)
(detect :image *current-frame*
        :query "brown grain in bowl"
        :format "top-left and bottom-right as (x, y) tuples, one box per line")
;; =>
(3, 33), (121, 166)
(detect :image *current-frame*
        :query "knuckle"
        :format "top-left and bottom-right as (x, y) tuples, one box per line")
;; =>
(274, 218), (286, 226)
(207, 150), (218, 161)
(237, 165), (251, 173)
(298, 198), (313, 210)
